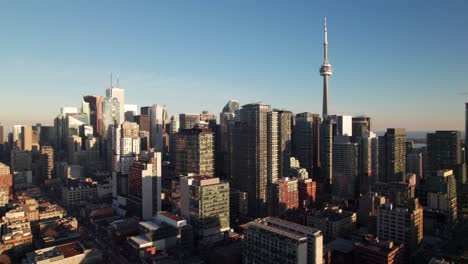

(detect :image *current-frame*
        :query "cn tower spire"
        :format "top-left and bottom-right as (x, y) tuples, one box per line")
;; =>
(320, 17), (333, 118)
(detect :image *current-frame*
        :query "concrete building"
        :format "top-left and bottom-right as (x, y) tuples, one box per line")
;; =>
(175, 128), (214, 177)
(372, 174), (416, 206)
(379, 128), (406, 183)
(0, 163), (12, 196)
(306, 207), (356, 243)
(358, 192), (386, 232)
(181, 175), (230, 237)
(272, 177), (317, 216)
(124, 104), (138, 122)
(219, 100), (240, 180)
(320, 118), (335, 186)
(353, 235), (404, 264)
(332, 136), (358, 201)
(11, 149), (31, 172)
(179, 113), (200, 130)
(275, 110), (293, 177)
(377, 198), (423, 254)
(127, 151), (162, 220)
(293, 112), (321, 179)
(243, 217), (323, 264)
(61, 178), (97, 207)
(320, 17), (333, 118)
(21, 125), (33, 151)
(24, 241), (102, 264)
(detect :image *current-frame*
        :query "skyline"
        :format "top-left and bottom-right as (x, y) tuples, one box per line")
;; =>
(1, 1), (468, 132)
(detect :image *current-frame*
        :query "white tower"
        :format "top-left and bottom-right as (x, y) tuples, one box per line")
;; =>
(320, 17), (333, 118)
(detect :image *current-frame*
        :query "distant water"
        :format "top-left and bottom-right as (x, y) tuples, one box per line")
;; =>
(376, 131), (465, 139)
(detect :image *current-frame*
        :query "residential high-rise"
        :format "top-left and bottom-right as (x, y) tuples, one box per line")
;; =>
(426, 170), (458, 224)
(360, 131), (379, 193)
(276, 110), (292, 177)
(379, 128), (406, 183)
(426, 131), (464, 183)
(332, 136), (358, 201)
(106, 87), (125, 124)
(320, 118), (335, 185)
(83, 95), (103, 136)
(243, 217), (323, 264)
(218, 100), (240, 180)
(320, 17), (333, 118)
(174, 128), (214, 176)
(127, 151), (161, 220)
(236, 103), (274, 217)
(293, 113), (321, 179)
(40, 146), (54, 181)
(377, 198), (423, 254)
(180, 175), (230, 237)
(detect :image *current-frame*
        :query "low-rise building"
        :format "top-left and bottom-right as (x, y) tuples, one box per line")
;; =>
(306, 207), (356, 243)
(23, 241), (102, 264)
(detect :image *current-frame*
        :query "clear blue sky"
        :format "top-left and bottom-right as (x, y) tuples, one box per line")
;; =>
(0, 0), (467, 132)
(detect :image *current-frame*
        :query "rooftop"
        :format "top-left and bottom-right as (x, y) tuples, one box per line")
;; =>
(246, 221), (307, 242)
(158, 211), (184, 222)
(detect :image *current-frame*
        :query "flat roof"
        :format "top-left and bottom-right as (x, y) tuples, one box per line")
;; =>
(139, 221), (160, 231)
(247, 221), (307, 241)
(159, 211), (184, 222)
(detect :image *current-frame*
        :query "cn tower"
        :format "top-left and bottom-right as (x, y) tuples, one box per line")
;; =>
(320, 17), (333, 118)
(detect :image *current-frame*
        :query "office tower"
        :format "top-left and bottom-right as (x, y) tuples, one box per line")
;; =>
(306, 207), (356, 243)
(127, 151), (161, 220)
(123, 104), (138, 122)
(235, 103), (274, 217)
(83, 95), (103, 136)
(67, 135), (82, 164)
(0, 125), (3, 144)
(426, 131), (463, 182)
(174, 128), (214, 176)
(275, 110), (292, 177)
(267, 111), (279, 208)
(352, 116), (371, 139)
(65, 113), (89, 139)
(20, 125), (32, 151)
(219, 100), (240, 180)
(11, 149), (32, 171)
(328, 115), (353, 136)
(360, 131), (379, 193)
(332, 136), (358, 201)
(39, 126), (55, 147)
(139, 106), (151, 132)
(179, 113), (200, 130)
(294, 113), (321, 179)
(377, 198), (423, 254)
(106, 86), (125, 124)
(426, 170), (457, 224)
(40, 146), (54, 181)
(407, 149), (423, 186)
(243, 217), (323, 264)
(320, 119), (335, 186)
(180, 175), (230, 237)
(466, 103), (468, 165)
(379, 128), (406, 183)
(149, 104), (165, 152)
(353, 235), (404, 264)
(320, 17), (333, 118)
(102, 97), (120, 140)
(168, 115), (179, 163)
(111, 122), (140, 215)
(358, 192), (386, 229)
